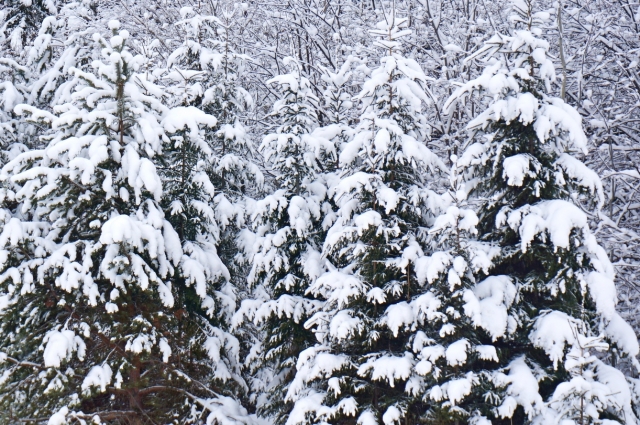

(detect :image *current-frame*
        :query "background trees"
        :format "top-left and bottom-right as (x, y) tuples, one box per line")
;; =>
(1, 0), (640, 424)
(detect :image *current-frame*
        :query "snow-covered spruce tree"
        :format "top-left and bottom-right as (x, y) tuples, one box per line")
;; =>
(165, 9), (265, 416)
(0, 2), (100, 170)
(444, 1), (639, 423)
(234, 57), (333, 424)
(0, 6), (60, 165)
(284, 16), (445, 425)
(0, 21), (251, 424)
(0, 53), (28, 166)
(375, 157), (508, 424)
(0, 1), (100, 171)
(311, 58), (357, 174)
(168, 4), (260, 194)
(166, 4), (263, 297)
(319, 58), (354, 128)
(27, 1), (100, 109)
(0, 0), (57, 60)
(158, 104), (255, 422)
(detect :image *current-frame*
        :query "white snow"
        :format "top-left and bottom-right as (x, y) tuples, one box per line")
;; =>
(494, 357), (543, 419)
(287, 346), (349, 401)
(529, 310), (578, 368)
(440, 375), (474, 405)
(162, 106), (217, 138)
(463, 275), (516, 340)
(503, 154), (537, 186)
(382, 405), (402, 425)
(445, 339), (469, 366)
(47, 407), (69, 425)
(498, 200), (588, 253)
(308, 270), (366, 309)
(357, 410), (378, 425)
(285, 391), (331, 425)
(554, 153), (604, 208)
(357, 353), (413, 388)
(82, 363), (113, 394)
(605, 313), (640, 357)
(329, 310), (363, 340)
(159, 337), (172, 362)
(475, 345), (499, 362)
(43, 329), (84, 368)
(383, 302), (415, 337)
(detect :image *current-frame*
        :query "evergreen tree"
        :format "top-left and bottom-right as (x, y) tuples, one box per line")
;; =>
(1, 1), (98, 168)
(320, 58), (354, 128)
(165, 9), (266, 417)
(0, 0), (640, 423)
(27, 1), (99, 108)
(0, 21), (252, 424)
(0, 6), (55, 165)
(314, 58), (356, 173)
(168, 4), (261, 201)
(284, 16), (444, 425)
(159, 103), (255, 422)
(0, 53), (28, 164)
(234, 57), (333, 424)
(0, 0), (57, 59)
(375, 157), (508, 424)
(444, 1), (639, 423)
(165, 5), (263, 322)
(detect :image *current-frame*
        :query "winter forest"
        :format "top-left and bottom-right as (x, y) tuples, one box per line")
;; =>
(4, 0), (640, 424)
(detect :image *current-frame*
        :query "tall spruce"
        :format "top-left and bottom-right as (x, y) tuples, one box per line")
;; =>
(0, 21), (252, 424)
(284, 15), (445, 425)
(27, 1), (99, 109)
(444, 1), (639, 423)
(2, 0), (640, 423)
(1, 1), (100, 171)
(0, 50), (27, 165)
(0, 1), (57, 165)
(167, 4), (261, 200)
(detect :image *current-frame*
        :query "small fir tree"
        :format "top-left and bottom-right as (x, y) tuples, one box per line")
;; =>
(27, 2), (100, 108)
(385, 157), (508, 424)
(1, 2), (100, 168)
(0, 55), (27, 165)
(166, 2), (263, 310)
(168, 4), (261, 196)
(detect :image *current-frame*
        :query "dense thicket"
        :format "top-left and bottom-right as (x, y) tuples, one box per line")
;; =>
(1, 0), (640, 424)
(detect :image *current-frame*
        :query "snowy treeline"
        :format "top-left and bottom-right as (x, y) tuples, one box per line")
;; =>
(1, 0), (640, 424)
